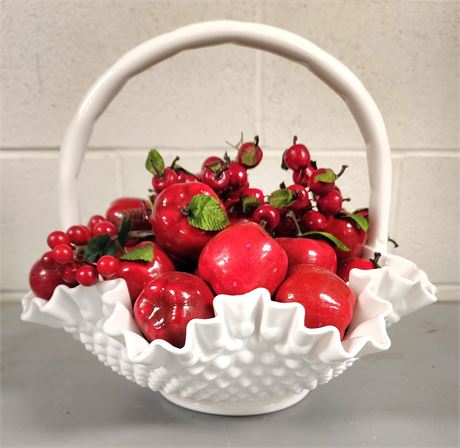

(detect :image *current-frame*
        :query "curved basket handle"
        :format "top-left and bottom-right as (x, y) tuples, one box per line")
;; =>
(60, 20), (391, 254)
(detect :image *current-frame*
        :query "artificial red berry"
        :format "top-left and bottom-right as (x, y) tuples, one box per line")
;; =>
(223, 190), (242, 211)
(87, 215), (105, 231)
(309, 165), (347, 196)
(237, 136), (263, 169)
(287, 184), (311, 213)
(152, 168), (178, 193)
(66, 225), (91, 246)
(283, 137), (310, 170)
(96, 255), (119, 278)
(201, 167), (230, 192)
(60, 262), (79, 285)
(300, 210), (328, 231)
(252, 205), (280, 231)
(40, 251), (58, 270)
(337, 255), (380, 282)
(47, 231), (70, 249)
(201, 156), (224, 172)
(91, 220), (117, 237)
(317, 189), (343, 216)
(52, 244), (74, 264)
(227, 162), (248, 191)
(241, 188), (264, 205)
(292, 163), (316, 187)
(76, 265), (98, 286)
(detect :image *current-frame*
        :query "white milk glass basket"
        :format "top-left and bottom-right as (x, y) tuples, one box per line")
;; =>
(21, 21), (437, 416)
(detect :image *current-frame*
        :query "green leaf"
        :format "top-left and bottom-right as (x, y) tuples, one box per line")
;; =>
(241, 196), (261, 214)
(347, 213), (369, 232)
(145, 149), (165, 176)
(314, 168), (337, 184)
(117, 218), (132, 247)
(241, 146), (258, 166)
(121, 245), (154, 262)
(207, 160), (224, 173)
(302, 231), (350, 252)
(269, 189), (294, 208)
(83, 234), (112, 262)
(187, 194), (229, 231)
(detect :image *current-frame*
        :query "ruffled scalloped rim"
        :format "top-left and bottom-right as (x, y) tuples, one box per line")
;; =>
(21, 252), (437, 368)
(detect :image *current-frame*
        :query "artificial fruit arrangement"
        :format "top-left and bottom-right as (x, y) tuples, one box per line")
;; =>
(29, 135), (383, 348)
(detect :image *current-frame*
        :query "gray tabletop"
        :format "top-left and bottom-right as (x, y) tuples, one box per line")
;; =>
(1, 302), (459, 448)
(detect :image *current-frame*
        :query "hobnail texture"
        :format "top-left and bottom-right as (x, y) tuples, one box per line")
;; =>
(21, 252), (436, 415)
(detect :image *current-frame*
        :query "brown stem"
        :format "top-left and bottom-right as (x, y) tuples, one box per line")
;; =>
(388, 237), (399, 248)
(372, 252), (382, 268)
(254, 135), (259, 147)
(170, 156), (180, 170)
(336, 165), (348, 179)
(293, 135), (298, 145)
(342, 197), (351, 202)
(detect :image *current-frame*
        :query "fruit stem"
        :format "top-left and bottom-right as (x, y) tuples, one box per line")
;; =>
(372, 252), (382, 268)
(180, 207), (191, 217)
(285, 210), (303, 237)
(150, 158), (163, 178)
(342, 197), (351, 202)
(293, 135), (298, 145)
(388, 237), (399, 248)
(170, 156), (180, 170)
(336, 165), (348, 179)
(254, 135), (259, 147)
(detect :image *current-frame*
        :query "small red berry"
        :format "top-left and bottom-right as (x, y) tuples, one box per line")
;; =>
(237, 136), (263, 169)
(92, 221), (117, 237)
(152, 168), (178, 193)
(60, 262), (79, 285)
(87, 215), (105, 231)
(201, 156), (224, 172)
(52, 244), (74, 264)
(227, 162), (248, 191)
(47, 231), (70, 249)
(76, 265), (98, 286)
(252, 205), (280, 231)
(40, 251), (58, 270)
(300, 210), (328, 231)
(201, 167), (230, 192)
(287, 184), (311, 213)
(283, 137), (310, 171)
(241, 188), (264, 205)
(66, 225), (91, 246)
(97, 255), (119, 278)
(317, 189), (343, 216)
(337, 257), (377, 282)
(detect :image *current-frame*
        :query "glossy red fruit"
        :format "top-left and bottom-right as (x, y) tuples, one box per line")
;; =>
(66, 225), (91, 246)
(198, 222), (288, 295)
(116, 241), (176, 303)
(97, 255), (120, 278)
(60, 262), (79, 285)
(52, 244), (74, 264)
(223, 190), (242, 212)
(277, 238), (337, 272)
(275, 213), (298, 237)
(292, 163), (316, 187)
(337, 257), (375, 282)
(47, 231), (70, 249)
(92, 220), (117, 237)
(227, 162), (248, 191)
(327, 216), (366, 260)
(76, 265), (98, 286)
(275, 264), (356, 339)
(201, 167), (230, 192)
(317, 189), (343, 216)
(87, 215), (105, 232)
(287, 184), (311, 213)
(309, 168), (336, 196)
(201, 156), (224, 172)
(29, 260), (64, 300)
(40, 251), (57, 270)
(133, 272), (215, 348)
(283, 140), (310, 171)
(241, 188), (264, 205)
(237, 137), (263, 169)
(106, 197), (151, 231)
(150, 182), (227, 261)
(252, 204), (280, 231)
(300, 210), (328, 232)
(152, 167), (178, 193)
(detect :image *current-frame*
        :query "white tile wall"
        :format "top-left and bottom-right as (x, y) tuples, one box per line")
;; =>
(1, 0), (459, 301)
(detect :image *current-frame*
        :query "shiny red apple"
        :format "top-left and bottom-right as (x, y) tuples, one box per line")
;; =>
(133, 272), (215, 348)
(275, 264), (356, 338)
(29, 260), (64, 300)
(198, 222), (288, 295)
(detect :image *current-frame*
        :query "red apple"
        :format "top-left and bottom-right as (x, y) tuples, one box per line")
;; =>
(275, 264), (356, 338)
(116, 241), (175, 304)
(198, 222), (288, 295)
(133, 272), (215, 348)
(277, 237), (337, 272)
(150, 182), (228, 261)
(106, 197), (151, 230)
(29, 260), (64, 300)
